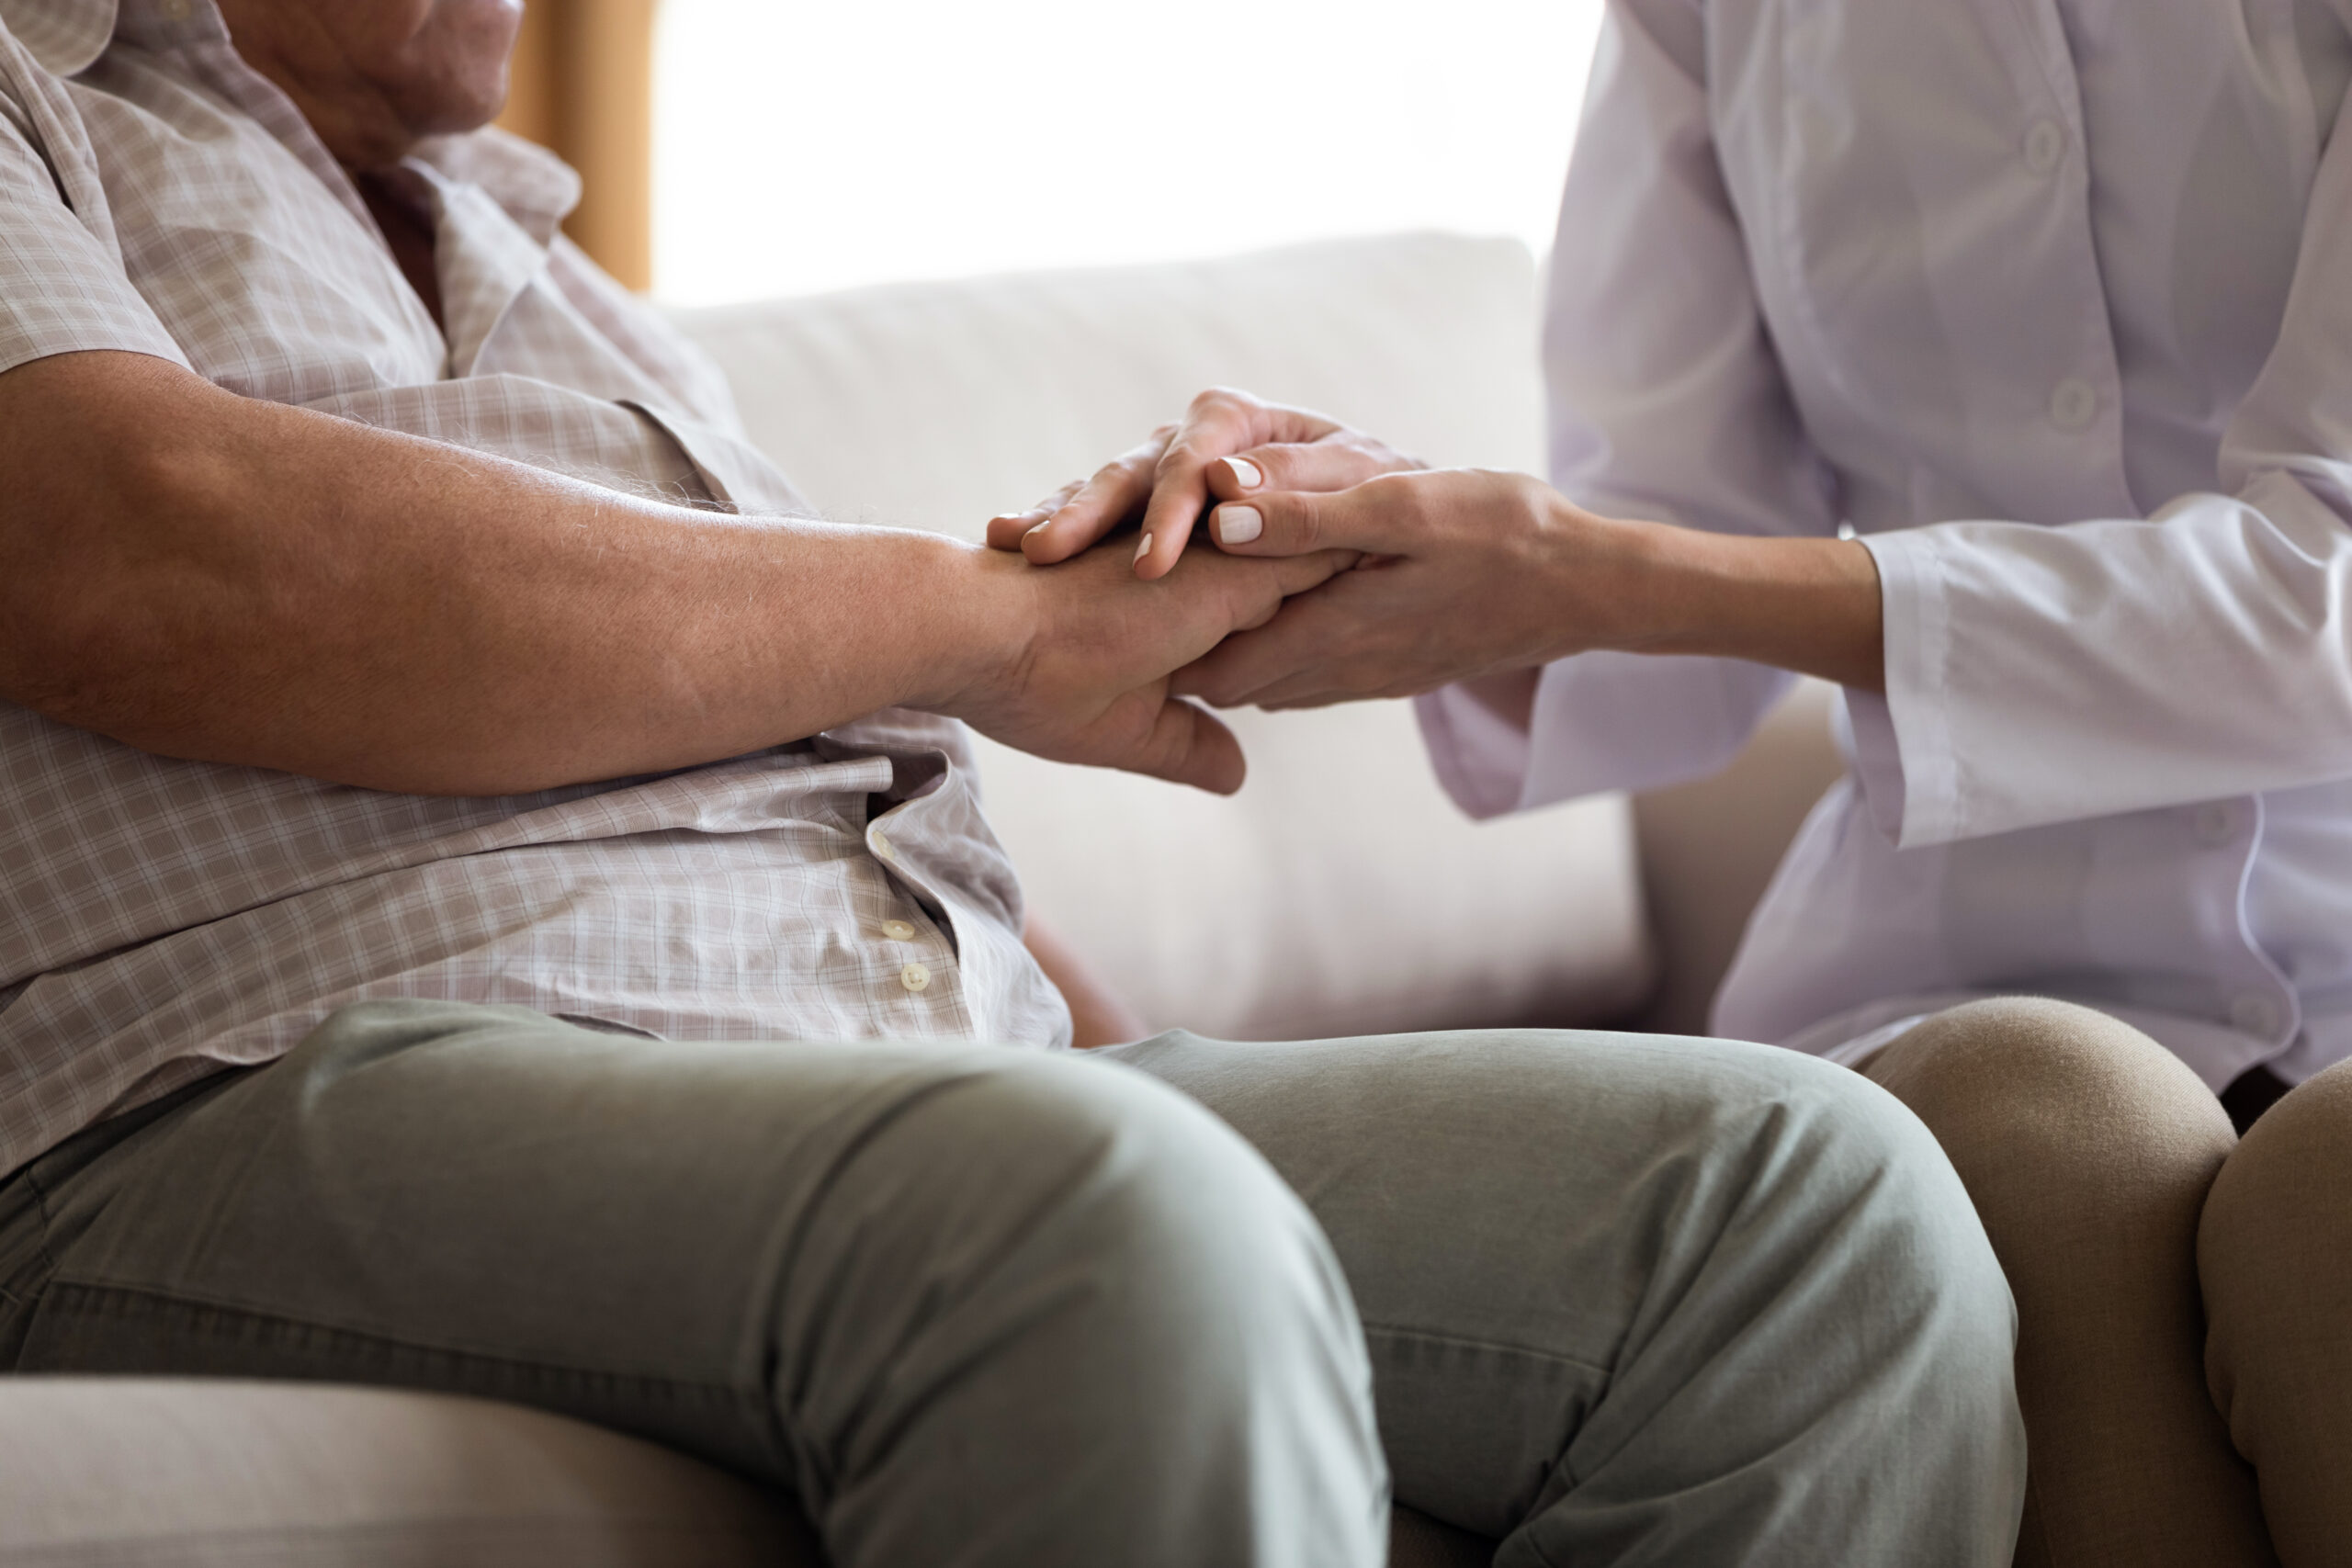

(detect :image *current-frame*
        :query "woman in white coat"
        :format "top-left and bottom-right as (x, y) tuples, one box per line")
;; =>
(995, 0), (2352, 1562)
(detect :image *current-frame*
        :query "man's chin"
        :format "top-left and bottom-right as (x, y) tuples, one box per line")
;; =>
(409, 0), (527, 136)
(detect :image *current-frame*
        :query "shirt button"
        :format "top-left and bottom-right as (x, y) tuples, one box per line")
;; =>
(900, 963), (932, 993)
(160, 0), (191, 17)
(2024, 118), (2066, 176)
(2230, 993), (2281, 1038)
(870, 829), (897, 863)
(2194, 804), (2238, 847)
(880, 919), (917, 942)
(2050, 378), (2098, 432)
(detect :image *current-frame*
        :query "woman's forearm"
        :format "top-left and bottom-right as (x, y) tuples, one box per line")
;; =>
(1598, 514), (1886, 692)
(1171, 468), (1884, 712)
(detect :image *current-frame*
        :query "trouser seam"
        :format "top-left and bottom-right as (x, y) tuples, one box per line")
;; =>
(30, 1280), (758, 1414)
(1, 1164), (64, 1324)
(1361, 1323), (1604, 1543)
(1361, 1321), (1612, 1379)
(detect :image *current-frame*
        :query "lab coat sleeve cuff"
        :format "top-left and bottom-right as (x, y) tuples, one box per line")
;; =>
(1860, 527), (1963, 847)
(1414, 685), (1533, 821)
(1841, 690), (1908, 841)
(1521, 651), (1794, 807)
(1418, 653), (1798, 820)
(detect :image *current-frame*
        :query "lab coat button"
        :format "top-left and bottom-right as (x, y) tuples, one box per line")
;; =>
(2050, 378), (2098, 432)
(2194, 805), (2237, 847)
(2231, 994), (2281, 1038)
(900, 963), (932, 993)
(2024, 119), (2066, 176)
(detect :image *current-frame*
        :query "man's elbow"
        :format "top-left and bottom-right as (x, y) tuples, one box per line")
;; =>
(0, 355), (257, 740)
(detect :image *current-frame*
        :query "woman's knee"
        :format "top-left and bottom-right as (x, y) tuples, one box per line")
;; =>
(2200, 1056), (2352, 1324)
(2199, 1058), (2352, 1564)
(1862, 998), (2234, 1213)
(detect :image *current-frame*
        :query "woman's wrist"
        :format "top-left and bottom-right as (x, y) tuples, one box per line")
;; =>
(1559, 503), (1886, 691)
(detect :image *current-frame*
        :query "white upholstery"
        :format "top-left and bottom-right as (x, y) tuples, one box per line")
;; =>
(0, 1380), (817, 1566)
(0, 1378), (1489, 1568)
(0, 1382), (1496, 1561)
(670, 235), (1652, 1038)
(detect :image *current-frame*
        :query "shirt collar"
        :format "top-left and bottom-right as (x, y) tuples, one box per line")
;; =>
(412, 130), (583, 248)
(0, 0), (118, 76)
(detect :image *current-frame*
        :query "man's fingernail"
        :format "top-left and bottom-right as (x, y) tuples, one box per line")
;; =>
(1024, 520), (1050, 540)
(1134, 532), (1155, 564)
(1224, 457), (1264, 490)
(1216, 506), (1263, 546)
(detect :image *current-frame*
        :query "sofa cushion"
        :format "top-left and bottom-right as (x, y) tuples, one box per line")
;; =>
(0, 1380), (816, 1567)
(669, 236), (1652, 1038)
(0, 1379), (1496, 1567)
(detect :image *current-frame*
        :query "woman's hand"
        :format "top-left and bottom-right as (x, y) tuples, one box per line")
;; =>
(1170, 468), (1606, 708)
(983, 387), (1422, 581)
(1173, 468), (1886, 709)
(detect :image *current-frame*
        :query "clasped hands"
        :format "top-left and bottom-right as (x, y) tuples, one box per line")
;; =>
(956, 388), (1881, 795)
(954, 389), (1702, 795)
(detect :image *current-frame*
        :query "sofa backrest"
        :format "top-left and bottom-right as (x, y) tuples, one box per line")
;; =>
(667, 235), (1659, 1039)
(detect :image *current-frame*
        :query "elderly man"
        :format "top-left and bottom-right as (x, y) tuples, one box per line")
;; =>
(0, 1), (2023, 1563)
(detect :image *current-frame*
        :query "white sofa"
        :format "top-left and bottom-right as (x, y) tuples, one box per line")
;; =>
(681, 232), (1659, 1043)
(0, 234), (1845, 1566)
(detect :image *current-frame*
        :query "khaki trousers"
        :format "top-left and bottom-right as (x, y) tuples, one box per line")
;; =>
(1862, 999), (2352, 1568)
(1, 1001), (2026, 1568)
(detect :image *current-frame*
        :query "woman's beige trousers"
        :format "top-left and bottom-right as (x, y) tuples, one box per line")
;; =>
(1864, 998), (2352, 1568)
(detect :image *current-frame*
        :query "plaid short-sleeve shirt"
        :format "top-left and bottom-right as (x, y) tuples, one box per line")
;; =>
(0, 0), (1069, 1178)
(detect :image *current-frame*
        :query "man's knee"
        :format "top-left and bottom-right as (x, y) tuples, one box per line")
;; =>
(802, 1051), (1365, 1381)
(1560, 1048), (2023, 1553)
(783, 1053), (1385, 1551)
(1724, 1049), (2012, 1323)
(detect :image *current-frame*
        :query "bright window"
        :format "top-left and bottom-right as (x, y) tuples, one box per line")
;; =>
(651, 0), (1606, 305)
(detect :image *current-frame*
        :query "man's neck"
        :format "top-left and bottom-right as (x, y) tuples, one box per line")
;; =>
(356, 171), (445, 334)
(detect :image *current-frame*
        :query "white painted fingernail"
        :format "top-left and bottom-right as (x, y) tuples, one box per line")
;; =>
(1224, 456), (1264, 490)
(1134, 532), (1155, 563)
(1216, 506), (1262, 546)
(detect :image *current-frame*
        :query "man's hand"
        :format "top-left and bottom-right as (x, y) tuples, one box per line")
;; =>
(983, 387), (1420, 581)
(934, 536), (1354, 794)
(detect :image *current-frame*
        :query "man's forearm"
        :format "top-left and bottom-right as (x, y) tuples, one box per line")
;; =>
(1, 352), (1018, 795)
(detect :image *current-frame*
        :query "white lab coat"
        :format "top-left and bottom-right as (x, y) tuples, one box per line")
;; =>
(1417, 0), (2352, 1089)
